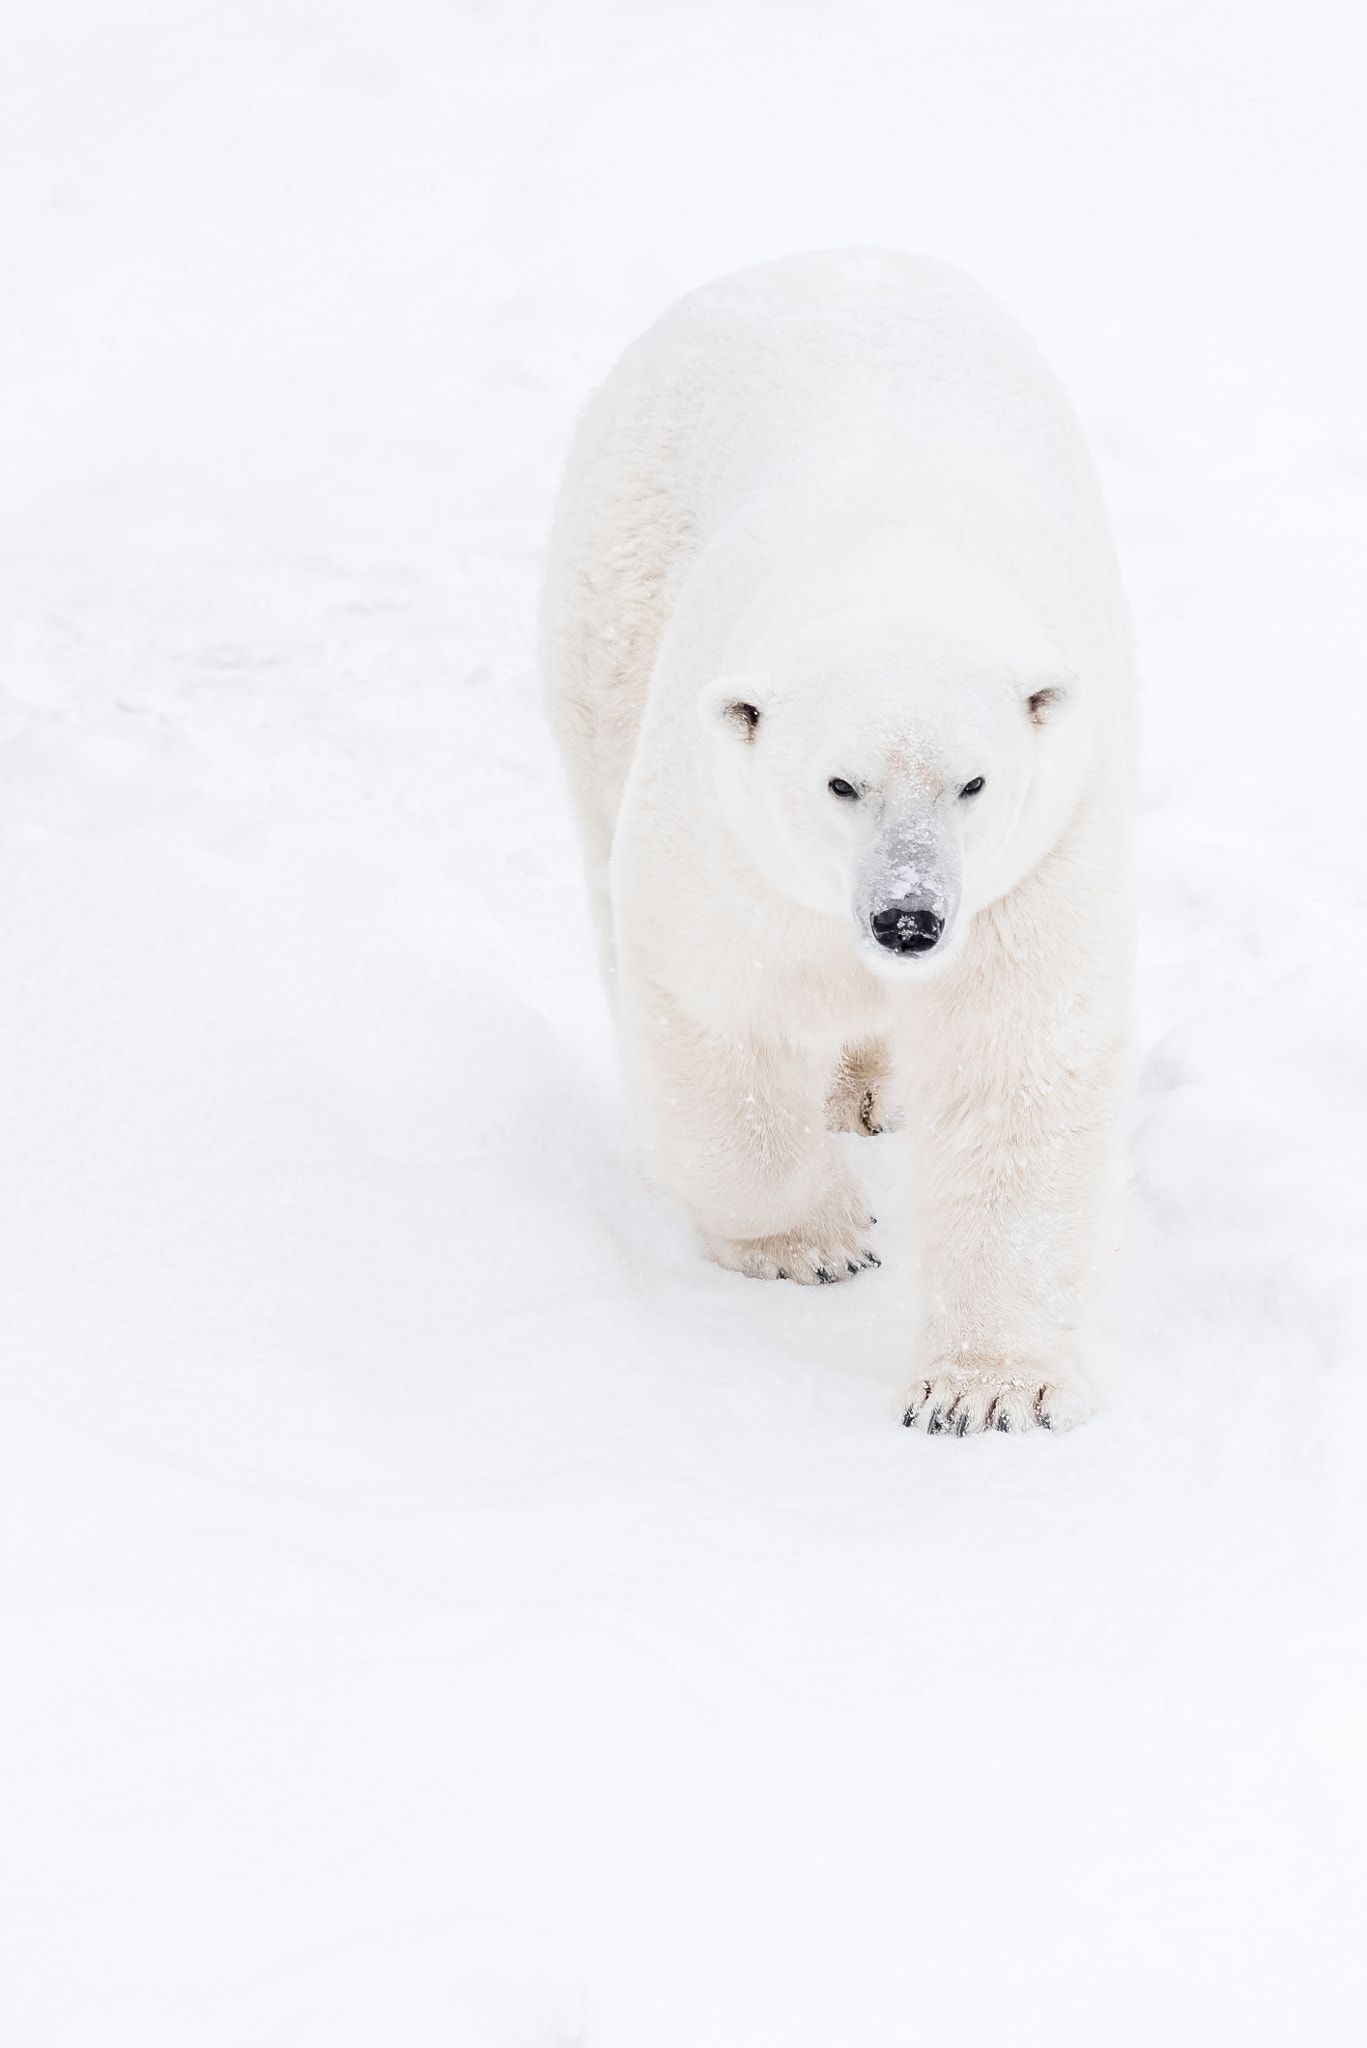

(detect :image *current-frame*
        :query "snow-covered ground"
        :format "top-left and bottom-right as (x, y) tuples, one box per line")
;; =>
(3, 2), (1365, 2041)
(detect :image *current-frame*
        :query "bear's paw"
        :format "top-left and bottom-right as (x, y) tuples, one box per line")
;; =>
(826, 1042), (903, 1138)
(901, 1357), (1095, 1435)
(701, 1179), (880, 1286)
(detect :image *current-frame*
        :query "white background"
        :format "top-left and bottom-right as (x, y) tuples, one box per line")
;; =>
(3, 2), (1365, 2041)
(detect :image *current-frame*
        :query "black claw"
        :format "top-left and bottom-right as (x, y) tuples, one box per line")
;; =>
(868, 1215), (878, 1225)
(864, 1251), (880, 1267)
(847, 1261), (859, 1275)
(994, 1405), (1012, 1432)
(954, 1408), (971, 1436)
(776, 1268), (788, 1280)
(815, 1267), (832, 1284)
(901, 1405), (917, 1427)
(926, 1407), (945, 1434)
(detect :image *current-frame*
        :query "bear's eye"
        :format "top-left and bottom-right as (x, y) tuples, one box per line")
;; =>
(959, 777), (985, 798)
(828, 777), (859, 800)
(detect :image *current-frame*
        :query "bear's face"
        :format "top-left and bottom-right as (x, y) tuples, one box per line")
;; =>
(698, 617), (1083, 975)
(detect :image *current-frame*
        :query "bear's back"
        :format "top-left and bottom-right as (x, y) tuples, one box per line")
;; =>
(543, 253), (1130, 858)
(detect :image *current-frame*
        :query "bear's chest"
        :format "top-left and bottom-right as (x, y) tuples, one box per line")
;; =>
(687, 908), (894, 1053)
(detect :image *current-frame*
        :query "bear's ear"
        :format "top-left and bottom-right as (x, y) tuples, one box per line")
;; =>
(697, 675), (763, 742)
(1020, 670), (1076, 727)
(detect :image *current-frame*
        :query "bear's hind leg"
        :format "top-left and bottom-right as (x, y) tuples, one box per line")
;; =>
(826, 1038), (902, 1137)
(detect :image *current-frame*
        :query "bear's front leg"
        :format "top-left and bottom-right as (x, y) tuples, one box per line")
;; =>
(898, 853), (1132, 1434)
(619, 971), (879, 1285)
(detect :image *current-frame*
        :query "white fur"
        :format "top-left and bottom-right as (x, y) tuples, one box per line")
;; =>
(543, 251), (1134, 1434)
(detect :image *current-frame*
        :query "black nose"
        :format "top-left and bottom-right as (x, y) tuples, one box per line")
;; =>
(870, 903), (943, 954)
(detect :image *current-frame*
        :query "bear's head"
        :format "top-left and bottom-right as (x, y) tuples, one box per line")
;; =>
(697, 604), (1088, 976)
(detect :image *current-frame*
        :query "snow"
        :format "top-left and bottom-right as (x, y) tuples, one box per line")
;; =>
(3, 2), (1365, 2041)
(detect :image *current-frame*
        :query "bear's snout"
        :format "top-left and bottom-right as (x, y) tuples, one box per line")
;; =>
(869, 902), (943, 955)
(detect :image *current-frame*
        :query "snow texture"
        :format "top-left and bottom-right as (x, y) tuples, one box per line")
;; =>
(2, 3), (1365, 2043)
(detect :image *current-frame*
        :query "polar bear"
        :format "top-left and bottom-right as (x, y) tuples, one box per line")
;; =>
(542, 252), (1133, 1434)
